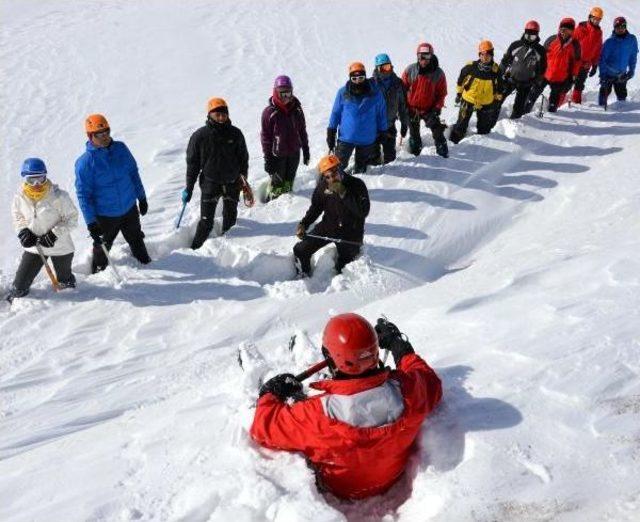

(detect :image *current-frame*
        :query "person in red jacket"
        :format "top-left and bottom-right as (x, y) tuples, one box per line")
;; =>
(572, 7), (604, 103)
(526, 18), (582, 113)
(401, 43), (448, 158)
(250, 314), (443, 500)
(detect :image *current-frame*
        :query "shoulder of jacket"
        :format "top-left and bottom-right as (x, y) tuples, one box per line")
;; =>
(491, 63), (500, 73)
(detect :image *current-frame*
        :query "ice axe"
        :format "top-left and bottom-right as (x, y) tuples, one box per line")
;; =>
(35, 243), (60, 292)
(303, 232), (363, 247)
(175, 201), (187, 229)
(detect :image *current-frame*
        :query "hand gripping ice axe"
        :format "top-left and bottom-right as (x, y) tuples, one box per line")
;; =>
(239, 175), (255, 207)
(35, 243), (60, 292)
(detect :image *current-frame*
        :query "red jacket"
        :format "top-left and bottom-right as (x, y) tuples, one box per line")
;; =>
(573, 21), (603, 67)
(544, 35), (582, 83)
(401, 58), (448, 113)
(250, 353), (442, 499)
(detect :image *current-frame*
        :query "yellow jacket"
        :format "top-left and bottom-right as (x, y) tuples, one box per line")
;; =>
(456, 60), (503, 108)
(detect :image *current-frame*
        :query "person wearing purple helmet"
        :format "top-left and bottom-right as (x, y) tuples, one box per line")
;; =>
(260, 75), (310, 200)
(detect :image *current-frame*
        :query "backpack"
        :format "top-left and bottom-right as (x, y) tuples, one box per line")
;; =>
(509, 44), (543, 83)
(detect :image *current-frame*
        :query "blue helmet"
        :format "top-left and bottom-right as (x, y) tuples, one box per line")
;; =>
(375, 53), (392, 67)
(21, 157), (47, 177)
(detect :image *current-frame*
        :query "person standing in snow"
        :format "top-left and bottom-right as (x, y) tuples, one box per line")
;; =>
(250, 313), (442, 500)
(293, 154), (369, 276)
(526, 18), (582, 113)
(327, 62), (388, 173)
(7, 158), (78, 303)
(598, 16), (638, 106)
(571, 7), (605, 104)
(450, 41), (504, 144)
(499, 21), (547, 119)
(370, 53), (409, 164)
(401, 43), (449, 157)
(182, 98), (249, 249)
(261, 75), (310, 201)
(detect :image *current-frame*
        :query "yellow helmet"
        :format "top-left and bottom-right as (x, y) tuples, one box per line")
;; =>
(590, 6), (604, 19)
(317, 154), (341, 174)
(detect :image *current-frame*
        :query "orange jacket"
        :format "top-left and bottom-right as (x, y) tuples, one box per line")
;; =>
(574, 21), (603, 67)
(544, 35), (582, 82)
(250, 353), (442, 499)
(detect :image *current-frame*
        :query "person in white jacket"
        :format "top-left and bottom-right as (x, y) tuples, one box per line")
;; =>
(6, 158), (79, 303)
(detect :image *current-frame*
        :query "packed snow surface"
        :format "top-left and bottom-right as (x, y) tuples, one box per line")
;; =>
(1, 1), (640, 520)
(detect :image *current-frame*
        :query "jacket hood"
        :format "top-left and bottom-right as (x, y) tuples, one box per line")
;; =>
(310, 369), (390, 395)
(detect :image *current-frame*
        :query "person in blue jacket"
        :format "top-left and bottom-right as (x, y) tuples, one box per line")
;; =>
(599, 16), (638, 105)
(75, 114), (151, 273)
(327, 62), (388, 173)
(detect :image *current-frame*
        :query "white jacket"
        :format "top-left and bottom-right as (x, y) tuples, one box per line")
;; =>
(12, 184), (79, 256)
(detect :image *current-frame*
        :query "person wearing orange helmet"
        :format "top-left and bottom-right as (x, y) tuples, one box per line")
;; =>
(75, 114), (151, 273)
(498, 21), (547, 119)
(250, 314), (442, 500)
(183, 97), (249, 249)
(450, 40), (505, 144)
(572, 7), (605, 103)
(293, 154), (370, 276)
(327, 62), (388, 173)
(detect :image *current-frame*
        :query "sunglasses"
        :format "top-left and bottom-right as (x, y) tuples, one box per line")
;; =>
(524, 33), (538, 41)
(378, 63), (393, 73)
(418, 53), (432, 60)
(25, 175), (47, 186)
(93, 128), (110, 138)
(278, 90), (293, 99)
(615, 23), (627, 29)
(322, 167), (340, 179)
(350, 74), (366, 83)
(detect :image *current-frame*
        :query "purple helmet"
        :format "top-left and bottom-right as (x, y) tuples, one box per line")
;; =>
(274, 75), (293, 89)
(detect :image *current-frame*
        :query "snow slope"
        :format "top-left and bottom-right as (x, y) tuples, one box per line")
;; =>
(1, 1), (640, 520)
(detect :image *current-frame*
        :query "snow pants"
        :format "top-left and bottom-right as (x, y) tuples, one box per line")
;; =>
(93, 205), (150, 273)
(408, 110), (447, 155)
(599, 77), (628, 105)
(501, 82), (533, 119)
(191, 181), (240, 249)
(449, 101), (498, 144)
(12, 251), (75, 296)
(525, 79), (572, 114)
(293, 233), (361, 275)
(335, 140), (378, 174)
(571, 67), (591, 103)
(269, 152), (300, 199)
(378, 125), (398, 164)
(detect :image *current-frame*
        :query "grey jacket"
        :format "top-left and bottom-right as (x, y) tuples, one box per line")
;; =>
(371, 71), (409, 129)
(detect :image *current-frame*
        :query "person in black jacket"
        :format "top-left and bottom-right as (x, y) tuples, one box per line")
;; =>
(499, 20), (548, 119)
(293, 154), (370, 276)
(182, 97), (249, 249)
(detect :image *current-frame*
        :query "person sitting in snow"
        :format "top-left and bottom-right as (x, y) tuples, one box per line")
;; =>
(293, 154), (369, 277)
(260, 75), (310, 201)
(6, 158), (78, 303)
(250, 313), (443, 499)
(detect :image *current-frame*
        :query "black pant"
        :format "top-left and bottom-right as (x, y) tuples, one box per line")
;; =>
(12, 251), (75, 295)
(378, 125), (397, 164)
(293, 234), (361, 275)
(335, 140), (379, 173)
(525, 79), (571, 113)
(191, 181), (240, 249)
(501, 82), (533, 119)
(573, 67), (588, 92)
(93, 205), (150, 273)
(450, 101), (498, 144)
(599, 78), (628, 105)
(270, 152), (300, 198)
(408, 111), (446, 154)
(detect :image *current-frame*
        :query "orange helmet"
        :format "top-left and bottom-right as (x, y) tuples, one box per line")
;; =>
(322, 313), (379, 375)
(317, 154), (341, 174)
(207, 97), (228, 113)
(85, 114), (109, 134)
(348, 62), (366, 75)
(590, 6), (603, 19)
(478, 40), (494, 53)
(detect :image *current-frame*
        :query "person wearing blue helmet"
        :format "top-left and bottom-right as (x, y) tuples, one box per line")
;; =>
(599, 16), (638, 105)
(7, 158), (79, 303)
(370, 53), (409, 164)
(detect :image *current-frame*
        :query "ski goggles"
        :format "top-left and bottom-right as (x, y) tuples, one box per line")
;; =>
(524, 33), (538, 41)
(350, 74), (366, 83)
(24, 174), (47, 186)
(418, 52), (432, 60)
(614, 22), (627, 29)
(277, 89), (293, 100)
(92, 128), (111, 138)
(377, 63), (393, 73)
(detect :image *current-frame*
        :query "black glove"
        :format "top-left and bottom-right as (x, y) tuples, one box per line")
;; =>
(18, 228), (38, 248)
(326, 128), (337, 152)
(264, 154), (277, 174)
(375, 318), (415, 366)
(455, 93), (462, 106)
(588, 64), (598, 77)
(39, 230), (57, 248)
(138, 198), (148, 216)
(259, 373), (304, 401)
(303, 148), (310, 166)
(400, 122), (408, 138)
(88, 222), (103, 245)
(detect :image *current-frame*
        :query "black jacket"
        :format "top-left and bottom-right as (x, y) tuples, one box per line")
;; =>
(500, 35), (547, 85)
(186, 119), (249, 191)
(300, 174), (370, 241)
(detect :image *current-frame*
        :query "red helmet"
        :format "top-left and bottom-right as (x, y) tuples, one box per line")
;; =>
(322, 313), (379, 375)
(559, 17), (576, 30)
(416, 42), (434, 55)
(525, 20), (540, 32)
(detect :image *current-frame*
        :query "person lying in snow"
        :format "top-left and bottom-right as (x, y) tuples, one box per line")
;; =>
(250, 313), (443, 499)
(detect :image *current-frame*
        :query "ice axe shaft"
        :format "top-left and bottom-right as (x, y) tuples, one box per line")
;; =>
(303, 233), (362, 246)
(35, 243), (60, 292)
(175, 201), (187, 229)
(100, 244), (123, 284)
(295, 360), (329, 381)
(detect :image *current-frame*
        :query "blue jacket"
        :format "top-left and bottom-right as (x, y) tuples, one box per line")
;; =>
(75, 140), (146, 225)
(599, 31), (638, 79)
(328, 81), (388, 146)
